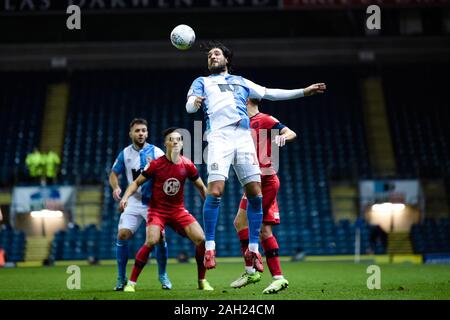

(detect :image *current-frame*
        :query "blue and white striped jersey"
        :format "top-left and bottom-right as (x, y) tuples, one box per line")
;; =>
(187, 74), (266, 131)
(112, 143), (164, 205)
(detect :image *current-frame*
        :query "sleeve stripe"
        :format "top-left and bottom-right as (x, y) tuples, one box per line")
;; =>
(189, 174), (199, 181)
(272, 123), (286, 130)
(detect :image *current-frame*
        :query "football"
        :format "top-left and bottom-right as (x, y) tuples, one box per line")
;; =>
(170, 24), (196, 50)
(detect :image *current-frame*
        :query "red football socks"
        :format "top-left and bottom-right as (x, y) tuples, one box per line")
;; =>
(129, 244), (152, 282)
(237, 228), (252, 266)
(262, 236), (282, 277)
(195, 243), (207, 280)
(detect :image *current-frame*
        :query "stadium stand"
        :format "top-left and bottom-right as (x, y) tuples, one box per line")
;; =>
(383, 64), (450, 180)
(0, 72), (47, 186)
(383, 64), (450, 255)
(411, 218), (450, 254)
(50, 66), (380, 259)
(4, 64), (450, 261)
(0, 224), (26, 262)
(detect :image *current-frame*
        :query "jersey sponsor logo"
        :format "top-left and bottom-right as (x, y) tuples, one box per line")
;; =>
(163, 178), (181, 196)
(217, 84), (240, 93)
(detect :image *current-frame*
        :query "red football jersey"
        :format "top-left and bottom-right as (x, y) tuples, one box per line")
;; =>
(250, 112), (285, 176)
(142, 155), (199, 214)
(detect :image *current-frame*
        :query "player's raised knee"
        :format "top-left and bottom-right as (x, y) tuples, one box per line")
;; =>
(117, 229), (132, 240)
(207, 180), (225, 198)
(208, 189), (223, 198)
(244, 181), (262, 198)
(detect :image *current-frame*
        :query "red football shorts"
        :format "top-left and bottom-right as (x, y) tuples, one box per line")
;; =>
(147, 208), (197, 237)
(239, 174), (280, 225)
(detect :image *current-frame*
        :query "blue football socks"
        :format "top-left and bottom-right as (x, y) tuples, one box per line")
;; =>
(155, 239), (169, 276)
(246, 195), (263, 247)
(203, 194), (221, 243)
(116, 239), (129, 280)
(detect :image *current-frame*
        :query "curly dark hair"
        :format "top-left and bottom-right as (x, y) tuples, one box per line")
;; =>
(200, 40), (233, 73)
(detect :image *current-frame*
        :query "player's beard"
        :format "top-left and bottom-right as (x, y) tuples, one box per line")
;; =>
(208, 62), (227, 74)
(133, 138), (145, 149)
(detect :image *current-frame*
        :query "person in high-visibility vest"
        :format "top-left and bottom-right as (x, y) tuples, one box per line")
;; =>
(25, 148), (45, 179)
(45, 151), (61, 182)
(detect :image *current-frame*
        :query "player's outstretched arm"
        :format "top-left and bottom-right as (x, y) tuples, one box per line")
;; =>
(109, 171), (122, 201)
(186, 96), (205, 113)
(192, 177), (208, 201)
(263, 83), (326, 101)
(119, 174), (147, 212)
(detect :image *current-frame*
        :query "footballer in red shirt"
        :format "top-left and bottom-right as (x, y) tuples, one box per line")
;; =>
(231, 98), (297, 294)
(119, 127), (214, 292)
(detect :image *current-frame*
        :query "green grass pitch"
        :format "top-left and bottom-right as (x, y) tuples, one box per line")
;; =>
(1, 261), (449, 300)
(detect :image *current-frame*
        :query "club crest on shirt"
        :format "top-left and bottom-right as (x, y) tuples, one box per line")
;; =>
(211, 163), (219, 171)
(163, 178), (181, 196)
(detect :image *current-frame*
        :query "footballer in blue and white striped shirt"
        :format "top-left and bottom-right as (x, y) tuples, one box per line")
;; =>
(186, 41), (326, 273)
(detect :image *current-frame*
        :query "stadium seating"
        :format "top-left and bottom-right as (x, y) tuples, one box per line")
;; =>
(382, 65), (450, 255)
(383, 64), (450, 180)
(411, 218), (450, 253)
(0, 225), (26, 262)
(1, 67), (403, 260)
(49, 67), (381, 259)
(0, 72), (47, 186)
